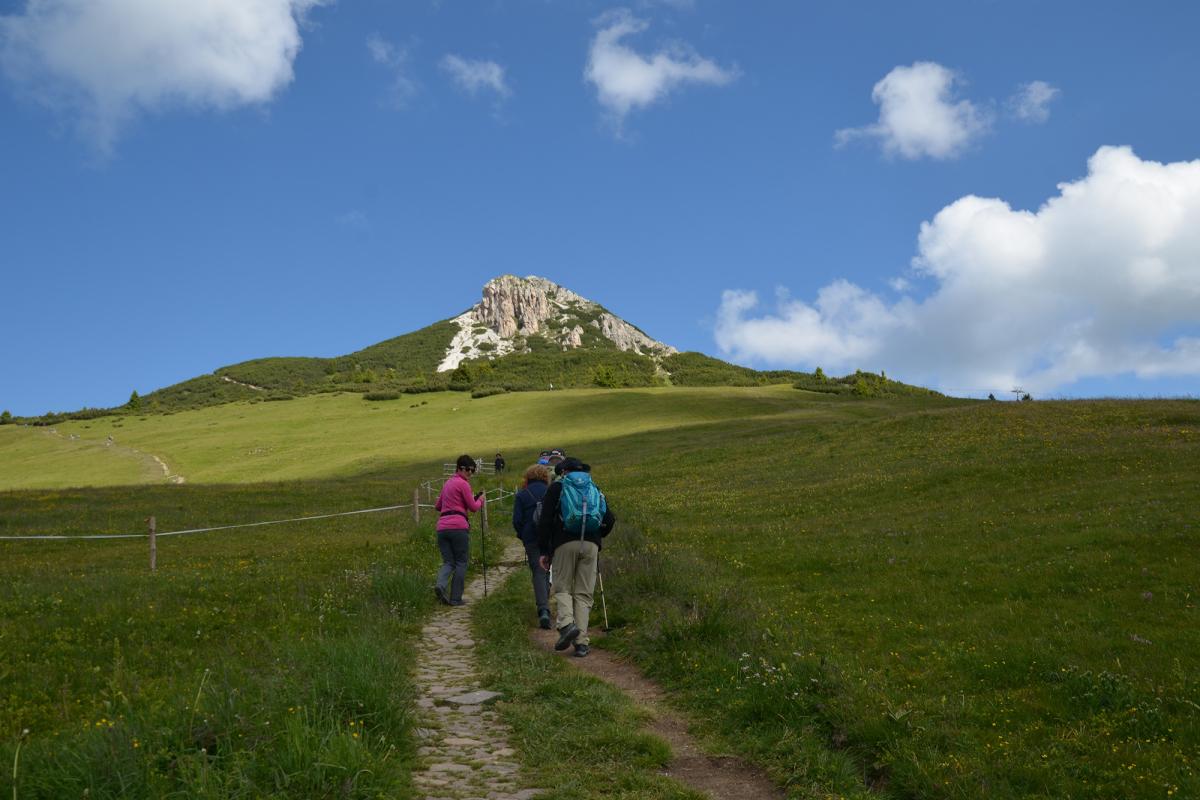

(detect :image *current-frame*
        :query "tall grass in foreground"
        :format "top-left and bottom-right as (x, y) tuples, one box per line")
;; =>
(0, 475), (447, 799)
(591, 400), (1198, 799)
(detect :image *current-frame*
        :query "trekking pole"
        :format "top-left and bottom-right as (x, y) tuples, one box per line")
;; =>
(481, 492), (489, 598)
(598, 561), (611, 631)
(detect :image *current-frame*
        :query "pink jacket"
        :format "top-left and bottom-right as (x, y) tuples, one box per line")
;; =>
(434, 473), (483, 531)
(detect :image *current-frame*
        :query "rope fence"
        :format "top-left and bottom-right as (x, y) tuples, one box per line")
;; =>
(0, 484), (518, 544)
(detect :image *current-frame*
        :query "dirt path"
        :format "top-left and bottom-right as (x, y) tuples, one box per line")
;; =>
(530, 628), (786, 800)
(219, 375), (265, 391)
(42, 428), (185, 484)
(410, 539), (539, 800)
(411, 523), (784, 799)
(150, 454), (186, 484)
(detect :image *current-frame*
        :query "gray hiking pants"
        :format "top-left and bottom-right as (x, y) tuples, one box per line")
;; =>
(522, 538), (550, 613)
(436, 529), (469, 602)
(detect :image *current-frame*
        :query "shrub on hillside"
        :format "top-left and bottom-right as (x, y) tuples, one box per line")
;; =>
(264, 393), (294, 402)
(795, 369), (941, 398)
(363, 391), (401, 401)
(0, 410), (11, 424)
(592, 364), (619, 388)
(470, 387), (507, 399)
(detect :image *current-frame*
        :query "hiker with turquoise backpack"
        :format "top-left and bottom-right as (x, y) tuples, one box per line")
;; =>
(536, 457), (615, 658)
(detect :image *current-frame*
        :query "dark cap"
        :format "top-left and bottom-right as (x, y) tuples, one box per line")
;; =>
(554, 456), (590, 476)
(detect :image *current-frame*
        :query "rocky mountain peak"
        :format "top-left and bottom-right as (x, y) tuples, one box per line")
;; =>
(437, 275), (677, 372)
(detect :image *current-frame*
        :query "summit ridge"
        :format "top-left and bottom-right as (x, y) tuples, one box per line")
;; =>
(437, 275), (677, 372)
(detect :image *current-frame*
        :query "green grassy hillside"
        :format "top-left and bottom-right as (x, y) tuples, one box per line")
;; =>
(10, 302), (938, 423)
(590, 399), (1200, 799)
(3, 389), (1194, 798)
(0, 426), (161, 489)
(0, 385), (848, 489)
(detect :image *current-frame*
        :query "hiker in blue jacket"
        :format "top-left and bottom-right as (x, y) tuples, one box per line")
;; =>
(536, 457), (615, 658)
(512, 463), (553, 629)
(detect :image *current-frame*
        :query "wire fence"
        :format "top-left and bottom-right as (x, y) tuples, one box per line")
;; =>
(0, 484), (517, 543)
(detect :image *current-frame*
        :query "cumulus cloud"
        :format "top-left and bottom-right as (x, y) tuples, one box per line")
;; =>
(584, 8), (736, 128)
(0, 0), (322, 152)
(440, 54), (510, 99)
(367, 33), (418, 109)
(836, 61), (990, 160)
(715, 146), (1200, 396)
(1008, 79), (1059, 123)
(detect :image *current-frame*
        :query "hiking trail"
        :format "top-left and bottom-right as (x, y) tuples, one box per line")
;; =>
(411, 533), (785, 799)
(410, 538), (538, 800)
(40, 427), (185, 484)
(530, 623), (786, 799)
(219, 375), (265, 391)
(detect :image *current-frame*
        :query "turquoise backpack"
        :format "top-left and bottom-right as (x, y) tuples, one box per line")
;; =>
(559, 471), (607, 537)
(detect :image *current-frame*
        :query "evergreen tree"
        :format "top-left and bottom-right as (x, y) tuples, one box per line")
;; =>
(0, 410), (11, 424)
(128, 390), (141, 410)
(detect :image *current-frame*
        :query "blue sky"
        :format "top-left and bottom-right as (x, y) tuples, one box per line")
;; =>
(2, 0), (1199, 415)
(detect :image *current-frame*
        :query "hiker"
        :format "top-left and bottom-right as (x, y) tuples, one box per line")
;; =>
(494, 452), (506, 474)
(433, 455), (484, 606)
(512, 464), (553, 629)
(537, 457), (615, 657)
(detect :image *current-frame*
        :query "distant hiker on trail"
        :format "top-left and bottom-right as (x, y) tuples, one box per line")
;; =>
(494, 452), (506, 474)
(433, 455), (484, 606)
(537, 457), (615, 658)
(512, 463), (552, 630)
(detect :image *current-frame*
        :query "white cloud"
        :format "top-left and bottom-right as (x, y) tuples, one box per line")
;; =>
(715, 146), (1200, 396)
(584, 8), (736, 128)
(336, 209), (369, 231)
(1008, 79), (1059, 123)
(367, 33), (418, 109)
(835, 61), (990, 160)
(0, 0), (322, 152)
(440, 54), (510, 99)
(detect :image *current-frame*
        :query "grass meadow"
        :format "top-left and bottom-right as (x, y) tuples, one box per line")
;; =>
(0, 386), (824, 489)
(0, 466), (516, 799)
(0, 426), (159, 489)
(587, 399), (1199, 799)
(2, 387), (1196, 798)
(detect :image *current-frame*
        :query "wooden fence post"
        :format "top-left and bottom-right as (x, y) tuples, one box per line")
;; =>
(148, 516), (157, 572)
(413, 489), (420, 523)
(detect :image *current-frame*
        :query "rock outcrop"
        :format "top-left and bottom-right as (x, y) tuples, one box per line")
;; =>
(437, 275), (676, 372)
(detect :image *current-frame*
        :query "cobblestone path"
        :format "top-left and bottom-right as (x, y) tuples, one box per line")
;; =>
(411, 538), (540, 800)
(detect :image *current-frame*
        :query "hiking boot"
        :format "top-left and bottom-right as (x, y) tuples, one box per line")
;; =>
(434, 585), (450, 606)
(449, 599), (467, 607)
(538, 609), (552, 630)
(572, 643), (590, 658)
(554, 623), (580, 651)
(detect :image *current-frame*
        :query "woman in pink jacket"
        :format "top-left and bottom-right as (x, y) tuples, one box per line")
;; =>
(433, 455), (484, 605)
